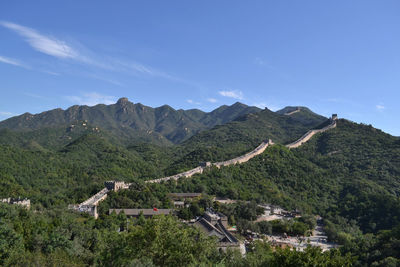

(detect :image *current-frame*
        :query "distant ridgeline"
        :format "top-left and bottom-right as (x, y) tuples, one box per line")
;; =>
(0, 97), (262, 146)
(71, 114), (338, 218)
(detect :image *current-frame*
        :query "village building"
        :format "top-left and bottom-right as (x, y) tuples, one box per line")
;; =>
(193, 209), (241, 251)
(173, 201), (185, 208)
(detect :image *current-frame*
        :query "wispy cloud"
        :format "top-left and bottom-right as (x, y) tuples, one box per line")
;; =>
(1, 21), (198, 87)
(41, 70), (60, 76)
(1, 21), (79, 59)
(0, 21), (171, 78)
(0, 55), (61, 76)
(23, 93), (50, 100)
(85, 73), (124, 87)
(65, 92), (117, 106)
(219, 90), (244, 100)
(376, 104), (385, 111)
(0, 111), (16, 116)
(110, 59), (176, 80)
(207, 98), (217, 103)
(187, 99), (201, 105)
(0, 55), (29, 69)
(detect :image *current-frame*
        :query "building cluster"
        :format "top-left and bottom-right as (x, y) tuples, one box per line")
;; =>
(168, 192), (202, 208)
(109, 205), (242, 253)
(193, 209), (241, 251)
(258, 204), (301, 219)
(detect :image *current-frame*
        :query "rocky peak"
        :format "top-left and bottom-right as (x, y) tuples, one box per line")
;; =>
(116, 97), (131, 106)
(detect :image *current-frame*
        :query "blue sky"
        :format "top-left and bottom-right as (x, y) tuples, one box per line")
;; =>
(0, 1), (399, 135)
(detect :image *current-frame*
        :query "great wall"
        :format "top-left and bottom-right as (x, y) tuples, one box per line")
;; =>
(284, 108), (301, 116)
(70, 114), (338, 217)
(285, 119), (337, 148)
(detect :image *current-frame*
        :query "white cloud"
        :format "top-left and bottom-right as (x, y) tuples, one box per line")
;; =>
(376, 104), (385, 111)
(0, 21), (171, 78)
(1, 21), (79, 59)
(1, 21), (200, 88)
(0, 55), (61, 75)
(66, 92), (117, 106)
(111, 59), (175, 79)
(219, 90), (244, 100)
(0, 21), (149, 75)
(207, 98), (217, 103)
(0, 111), (16, 116)
(186, 99), (200, 105)
(0, 55), (29, 68)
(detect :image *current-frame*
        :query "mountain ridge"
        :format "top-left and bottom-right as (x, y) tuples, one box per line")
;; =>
(0, 98), (262, 145)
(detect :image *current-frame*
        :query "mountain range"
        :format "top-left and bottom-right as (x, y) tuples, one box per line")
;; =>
(0, 98), (262, 147)
(0, 98), (327, 150)
(1, 98), (399, 265)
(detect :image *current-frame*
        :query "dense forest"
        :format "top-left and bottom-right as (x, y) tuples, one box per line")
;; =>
(0, 102), (399, 266)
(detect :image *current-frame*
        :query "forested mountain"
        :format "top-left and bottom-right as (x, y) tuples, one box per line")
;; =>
(0, 102), (399, 266)
(0, 98), (261, 146)
(0, 102), (329, 202)
(163, 107), (327, 173)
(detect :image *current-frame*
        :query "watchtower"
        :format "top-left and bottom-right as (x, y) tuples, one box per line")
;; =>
(104, 181), (128, 191)
(199, 162), (212, 168)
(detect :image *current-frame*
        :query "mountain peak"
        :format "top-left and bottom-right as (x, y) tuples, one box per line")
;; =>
(116, 97), (131, 106)
(231, 101), (246, 107)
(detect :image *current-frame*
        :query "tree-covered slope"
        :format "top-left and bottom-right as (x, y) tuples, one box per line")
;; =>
(166, 119), (400, 229)
(0, 98), (261, 145)
(164, 107), (327, 172)
(0, 107), (399, 265)
(0, 132), (169, 208)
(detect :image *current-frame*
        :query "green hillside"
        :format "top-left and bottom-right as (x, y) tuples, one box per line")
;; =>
(0, 98), (261, 146)
(0, 103), (399, 266)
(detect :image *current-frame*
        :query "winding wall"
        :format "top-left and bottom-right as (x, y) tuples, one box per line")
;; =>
(284, 109), (301, 116)
(146, 118), (337, 183)
(285, 120), (336, 149)
(72, 117), (338, 217)
(213, 140), (274, 168)
(146, 139), (273, 184)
